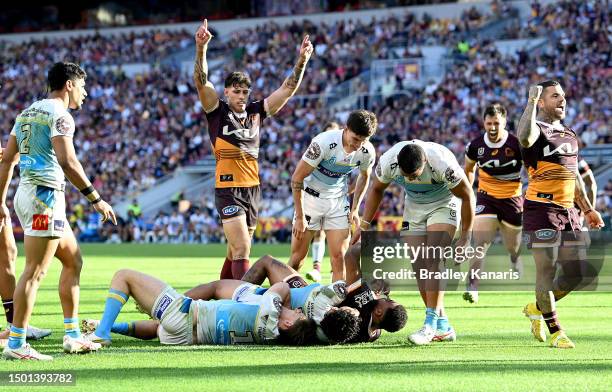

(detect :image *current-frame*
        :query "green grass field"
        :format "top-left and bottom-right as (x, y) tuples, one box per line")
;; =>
(2, 243), (611, 391)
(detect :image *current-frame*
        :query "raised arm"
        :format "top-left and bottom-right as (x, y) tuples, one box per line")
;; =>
(193, 19), (219, 112)
(517, 85), (542, 148)
(291, 159), (316, 241)
(265, 35), (314, 116)
(52, 136), (117, 225)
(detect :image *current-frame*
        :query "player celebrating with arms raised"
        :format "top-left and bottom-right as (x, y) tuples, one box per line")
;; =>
(518, 80), (604, 348)
(351, 140), (475, 345)
(289, 110), (377, 282)
(0, 62), (116, 360)
(193, 19), (313, 280)
(463, 103), (524, 303)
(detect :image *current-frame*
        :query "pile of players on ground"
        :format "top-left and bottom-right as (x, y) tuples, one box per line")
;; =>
(79, 255), (407, 347)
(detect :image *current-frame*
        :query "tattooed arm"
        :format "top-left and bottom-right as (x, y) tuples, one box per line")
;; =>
(517, 85), (542, 148)
(193, 19), (218, 112)
(266, 35), (314, 116)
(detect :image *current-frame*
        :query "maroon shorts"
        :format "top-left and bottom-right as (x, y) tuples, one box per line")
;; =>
(523, 199), (583, 248)
(475, 192), (523, 227)
(215, 186), (261, 228)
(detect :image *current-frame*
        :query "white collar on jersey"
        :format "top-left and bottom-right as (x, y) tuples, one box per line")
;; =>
(536, 120), (565, 131)
(484, 130), (508, 149)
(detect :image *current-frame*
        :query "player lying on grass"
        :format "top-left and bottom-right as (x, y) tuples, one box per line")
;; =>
(184, 276), (360, 344)
(239, 255), (407, 343)
(82, 269), (315, 346)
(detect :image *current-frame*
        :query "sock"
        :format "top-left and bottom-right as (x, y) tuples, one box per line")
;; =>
(315, 239), (325, 264)
(437, 316), (450, 332)
(220, 257), (233, 280)
(8, 325), (26, 350)
(111, 321), (137, 337)
(96, 288), (129, 339)
(424, 308), (438, 329)
(64, 317), (81, 338)
(511, 255), (519, 264)
(542, 311), (561, 334)
(231, 258), (250, 280)
(2, 299), (13, 324)
(313, 262), (321, 272)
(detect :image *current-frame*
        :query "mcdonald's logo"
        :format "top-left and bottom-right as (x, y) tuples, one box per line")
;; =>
(32, 214), (49, 231)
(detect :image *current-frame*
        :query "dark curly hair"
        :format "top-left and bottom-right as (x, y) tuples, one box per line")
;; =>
(277, 318), (317, 346)
(320, 308), (361, 344)
(379, 303), (407, 332)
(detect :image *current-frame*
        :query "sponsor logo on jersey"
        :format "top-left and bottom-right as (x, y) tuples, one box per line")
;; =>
(222, 205), (240, 216)
(444, 167), (459, 183)
(535, 229), (557, 240)
(154, 294), (173, 319)
(32, 214), (48, 231)
(543, 143), (578, 157)
(53, 219), (65, 231)
(55, 116), (74, 136)
(305, 142), (321, 160)
(19, 156), (36, 167)
(475, 205), (485, 214)
(329, 143), (337, 150)
(478, 159), (518, 169)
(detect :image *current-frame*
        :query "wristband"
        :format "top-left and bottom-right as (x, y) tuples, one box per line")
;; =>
(80, 185), (95, 197)
(90, 197), (102, 205)
(360, 220), (372, 230)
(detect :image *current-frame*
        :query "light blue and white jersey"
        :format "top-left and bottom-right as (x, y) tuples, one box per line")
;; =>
(302, 129), (375, 198)
(10, 99), (74, 190)
(376, 140), (465, 205)
(290, 281), (347, 324)
(197, 293), (280, 345)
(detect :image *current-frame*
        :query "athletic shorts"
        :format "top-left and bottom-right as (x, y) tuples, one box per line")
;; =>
(401, 197), (459, 233)
(294, 190), (350, 231)
(522, 200), (583, 249)
(475, 192), (523, 227)
(215, 186), (260, 228)
(14, 183), (67, 237)
(152, 286), (195, 345)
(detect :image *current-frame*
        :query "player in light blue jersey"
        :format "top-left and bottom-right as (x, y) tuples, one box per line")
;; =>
(351, 140), (475, 346)
(82, 269), (315, 347)
(0, 62), (117, 360)
(290, 110), (377, 282)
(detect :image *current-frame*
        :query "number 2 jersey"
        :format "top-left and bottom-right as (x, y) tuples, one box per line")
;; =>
(465, 132), (523, 199)
(10, 99), (75, 190)
(205, 99), (268, 188)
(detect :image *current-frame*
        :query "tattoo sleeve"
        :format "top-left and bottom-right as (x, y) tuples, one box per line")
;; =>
(283, 57), (307, 93)
(574, 172), (593, 212)
(517, 100), (540, 148)
(193, 46), (208, 88)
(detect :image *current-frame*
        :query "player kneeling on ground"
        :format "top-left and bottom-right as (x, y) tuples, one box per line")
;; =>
(83, 269), (315, 346)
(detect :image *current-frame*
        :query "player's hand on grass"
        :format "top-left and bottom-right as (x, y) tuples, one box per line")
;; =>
(94, 200), (117, 225)
(528, 85), (543, 103)
(585, 210), (604, 230)
(293, 214), (307, 240)
(195, 18), (213, 47)
(299, 35), (314, 62)
(0, 203), (9, 229)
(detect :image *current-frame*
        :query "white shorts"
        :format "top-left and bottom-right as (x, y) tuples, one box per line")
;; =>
(14, 183), (67, 237)
(152, 286), (194, 345)
(294, 192), (350, 231)
(401, 197), (460, 233)
(232, 282), (265, 303)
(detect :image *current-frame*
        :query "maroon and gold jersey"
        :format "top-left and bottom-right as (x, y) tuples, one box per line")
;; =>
(205, 99), (268, 188)
(522, 121), (578, 208)
(466, 132), (523, 198)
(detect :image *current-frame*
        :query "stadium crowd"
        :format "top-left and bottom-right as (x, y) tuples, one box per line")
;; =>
(1, 1), (610, 243)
